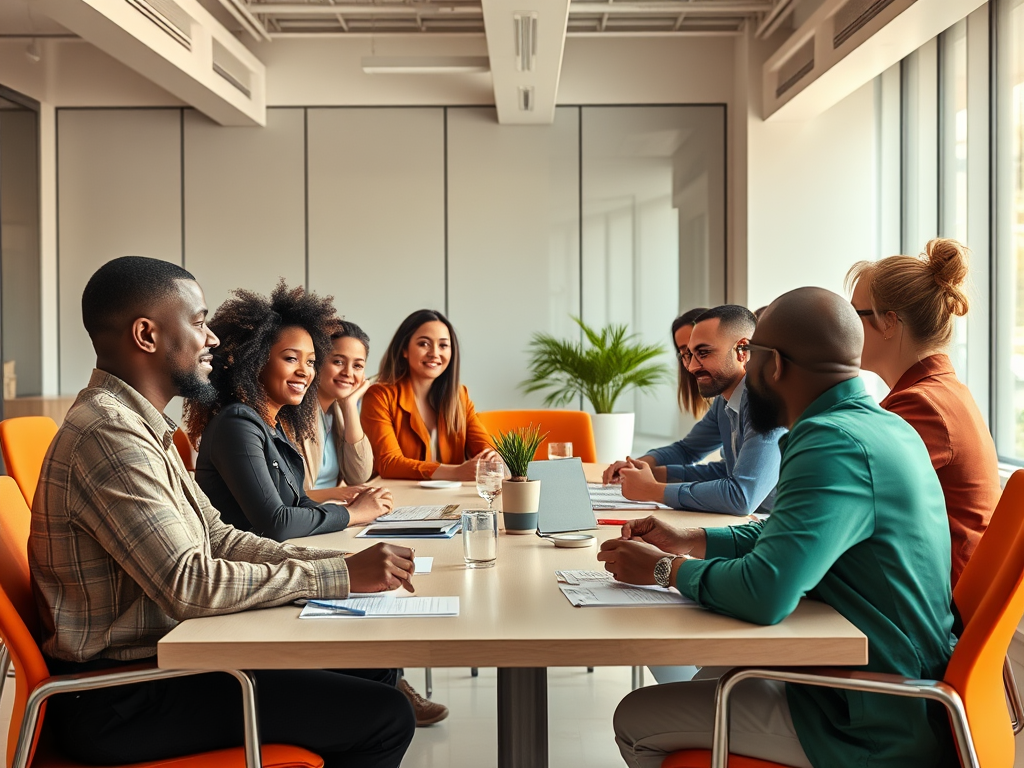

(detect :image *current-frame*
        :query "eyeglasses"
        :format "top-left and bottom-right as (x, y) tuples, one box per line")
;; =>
(735, 342), (794, 363)
(853, 308), (874, 317)
(678, 343), (749, 366)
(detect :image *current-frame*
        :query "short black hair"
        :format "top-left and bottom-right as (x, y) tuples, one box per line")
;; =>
(331, 319), (370, 353)
(693, 304), (757, 339)
(82, 256), (195, 340)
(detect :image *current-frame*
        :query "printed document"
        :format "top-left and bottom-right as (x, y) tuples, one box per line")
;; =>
(555, 570), (693, 607)
(587, 484), (670, 511)
(376, 504), (461, 522)
(299, 596), (460, 618)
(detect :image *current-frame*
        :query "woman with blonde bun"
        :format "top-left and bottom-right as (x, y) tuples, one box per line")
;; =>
(847, 238), (999, 587)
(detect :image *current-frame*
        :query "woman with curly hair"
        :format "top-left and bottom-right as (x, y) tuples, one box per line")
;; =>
(300, 319), (376, 499)
(361, 309), (496, 480)
(185, 281), (392, 541)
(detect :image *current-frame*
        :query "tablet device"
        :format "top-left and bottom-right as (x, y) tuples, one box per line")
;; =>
(527, 457), (599, 535)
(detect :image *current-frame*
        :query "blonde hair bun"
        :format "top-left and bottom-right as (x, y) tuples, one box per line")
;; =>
(924, 238), (970, 317)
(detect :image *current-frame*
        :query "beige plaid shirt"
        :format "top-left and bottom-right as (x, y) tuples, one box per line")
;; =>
(30, 370), (351, 663)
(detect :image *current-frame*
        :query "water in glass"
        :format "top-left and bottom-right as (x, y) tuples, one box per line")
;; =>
(462, 510), (498, 568)
(476, 458), (503, 510)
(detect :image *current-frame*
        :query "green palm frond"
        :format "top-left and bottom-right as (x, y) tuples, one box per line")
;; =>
(520, 316), (671, 414)
(490, 424), (548, 479)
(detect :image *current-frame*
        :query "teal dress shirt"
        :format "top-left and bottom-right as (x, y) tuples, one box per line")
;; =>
(676, 378), (957, 768)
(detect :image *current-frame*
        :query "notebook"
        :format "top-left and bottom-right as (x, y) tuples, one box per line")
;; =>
(526, 457), (599, 535)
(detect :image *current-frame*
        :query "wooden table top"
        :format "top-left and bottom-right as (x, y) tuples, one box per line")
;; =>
(158, 464), (867, 670)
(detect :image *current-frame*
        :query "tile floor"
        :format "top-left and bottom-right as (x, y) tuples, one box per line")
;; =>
(0, 665), (642, 768)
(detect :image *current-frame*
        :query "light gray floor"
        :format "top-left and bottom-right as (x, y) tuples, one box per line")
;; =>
(0, 665), (638, 767)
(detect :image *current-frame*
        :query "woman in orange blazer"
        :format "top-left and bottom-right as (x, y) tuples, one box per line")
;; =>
(847, 238), (999, 588)
(361, 309), (496, 480)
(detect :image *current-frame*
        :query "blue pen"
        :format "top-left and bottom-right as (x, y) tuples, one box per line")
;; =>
(307, 600), (366, 616)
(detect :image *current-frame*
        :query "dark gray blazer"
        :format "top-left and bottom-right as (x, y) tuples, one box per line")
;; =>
(196, 402), (350, 541)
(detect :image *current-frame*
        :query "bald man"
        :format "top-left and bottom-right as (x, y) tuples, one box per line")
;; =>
(602, 288), (956, 768)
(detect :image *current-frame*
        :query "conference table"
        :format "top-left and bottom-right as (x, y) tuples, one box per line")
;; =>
(158, 464), (867, 768)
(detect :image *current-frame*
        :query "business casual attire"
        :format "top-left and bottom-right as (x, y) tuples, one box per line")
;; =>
(615, 378), (957, 768)
(301, 400), (374, 491)
(31, 370), (414, 768)
(196, 402), (350, 541)
(645, 377), (784, 515)
(360, 377), (491, 479)
(880, 354), (999, 587)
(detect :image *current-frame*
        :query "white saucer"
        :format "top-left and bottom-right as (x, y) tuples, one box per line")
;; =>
(418, 480), (463, 489)
(550, 533), (596, 548)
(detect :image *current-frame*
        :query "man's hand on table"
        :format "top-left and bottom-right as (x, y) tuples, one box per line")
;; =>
(618, 458), (668, 502)
(597, 519), (708, 585)
(345, 543), (416, 593)
(602, 454), (663, 484)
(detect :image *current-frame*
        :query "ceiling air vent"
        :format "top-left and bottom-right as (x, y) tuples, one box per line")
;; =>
(775, 38), (814, 98)
(212, 39), (252, 98)
(125, 0), (192, 50)
(833, 0), (898, 48)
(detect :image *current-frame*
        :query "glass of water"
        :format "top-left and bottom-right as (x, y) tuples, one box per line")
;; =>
(462, 509), (498, 568)
(547, 442), (573, 460)
(476, 458), (504, 510)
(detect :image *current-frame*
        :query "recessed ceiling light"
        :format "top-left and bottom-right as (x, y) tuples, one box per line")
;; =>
(361, 56), (490, 74)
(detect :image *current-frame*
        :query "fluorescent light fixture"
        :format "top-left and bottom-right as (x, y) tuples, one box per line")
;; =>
(361, 56), (490, 74)
(518, 86), (535, 112)
(513, 12), (537, 72)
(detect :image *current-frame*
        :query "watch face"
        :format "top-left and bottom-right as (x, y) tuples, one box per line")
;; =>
(654, 557), (670, 587)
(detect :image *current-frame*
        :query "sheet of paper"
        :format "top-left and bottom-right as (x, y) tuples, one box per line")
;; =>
(554, 570), (693, 607)
(376, 504), (461, 522)
(587, 483), (670, 510)
(356, 520), (461, 539)
(299, 596), (460, 618)
(414, 556), (433, 574)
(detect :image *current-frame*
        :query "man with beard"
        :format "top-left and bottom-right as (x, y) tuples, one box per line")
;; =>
(600, 287), (956, 768)
(30, 256), (416, 768)
(605, 305), (785, 517)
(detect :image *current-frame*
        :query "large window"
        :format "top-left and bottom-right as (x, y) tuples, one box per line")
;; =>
(994, 0), (1024, 460)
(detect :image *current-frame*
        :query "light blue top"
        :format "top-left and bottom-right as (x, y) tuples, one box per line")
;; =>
(646, 376), (784, 516)
(313, 409), (341, 490)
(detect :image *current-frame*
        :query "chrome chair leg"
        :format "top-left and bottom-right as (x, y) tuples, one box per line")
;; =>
(225, 670), (263, 768)
(1004, 655), (1024, 734)
(0, 642), (9, 699)
(424, 667), (433, 699)
(631, 665), (644, 690)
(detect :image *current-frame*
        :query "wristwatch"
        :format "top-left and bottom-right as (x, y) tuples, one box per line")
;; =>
(654, 555), (680, 588)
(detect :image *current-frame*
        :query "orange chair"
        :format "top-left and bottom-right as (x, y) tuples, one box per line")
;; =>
(173, 428), (196, 472)
(0, 477), (323, 768)
(0, 416), (58, 507)
(478, 410), (597, 463)
(662, 470), (1024, 768)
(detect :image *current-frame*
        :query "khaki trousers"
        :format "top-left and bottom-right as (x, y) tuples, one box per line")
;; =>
(613, 678), (813, 768)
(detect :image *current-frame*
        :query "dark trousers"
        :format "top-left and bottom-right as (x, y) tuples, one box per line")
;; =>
(46, 666), (414, 768)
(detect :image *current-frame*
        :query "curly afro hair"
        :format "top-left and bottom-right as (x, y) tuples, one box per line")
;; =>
(183, 280), (337, 447)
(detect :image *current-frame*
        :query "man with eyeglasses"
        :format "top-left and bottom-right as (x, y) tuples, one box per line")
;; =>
(603, 304), (785, 517)
(601, 287), (955, 768)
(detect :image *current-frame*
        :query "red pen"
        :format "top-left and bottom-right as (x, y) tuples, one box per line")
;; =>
(597, 518), (629, 526)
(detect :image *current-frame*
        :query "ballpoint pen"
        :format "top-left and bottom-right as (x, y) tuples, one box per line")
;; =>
(306, 600), (366, 616)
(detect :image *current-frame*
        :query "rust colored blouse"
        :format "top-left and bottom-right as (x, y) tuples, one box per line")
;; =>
(880, 354), (1000, 586)
(360, 377), (492, 479)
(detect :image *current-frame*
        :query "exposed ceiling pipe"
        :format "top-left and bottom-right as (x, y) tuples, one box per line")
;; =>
(216, 0), (272, 41)
(250, 1), (771, 15)
(754, 0), (794, 38)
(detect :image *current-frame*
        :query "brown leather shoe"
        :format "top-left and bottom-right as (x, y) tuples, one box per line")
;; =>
(398, 678), (449, 726)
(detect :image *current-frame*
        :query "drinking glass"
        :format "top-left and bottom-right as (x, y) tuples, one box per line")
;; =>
(462, 509), (498, 568)
(547, 442), (573, 460)
(476, 458), (504, 510)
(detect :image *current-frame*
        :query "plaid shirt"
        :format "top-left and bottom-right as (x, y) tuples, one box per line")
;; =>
(30, 370), (351, 663)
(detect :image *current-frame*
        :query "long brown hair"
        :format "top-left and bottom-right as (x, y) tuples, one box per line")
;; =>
(378, 309), (465, 436)
(846, 238), (970, 348)
(671, 307), (710, 419)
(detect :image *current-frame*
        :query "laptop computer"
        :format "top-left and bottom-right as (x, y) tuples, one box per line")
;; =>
(526, 457), (599, 535)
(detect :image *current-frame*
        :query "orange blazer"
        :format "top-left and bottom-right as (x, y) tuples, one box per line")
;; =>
(880, 354), (1000, 587)
(360, 377), (492, 479)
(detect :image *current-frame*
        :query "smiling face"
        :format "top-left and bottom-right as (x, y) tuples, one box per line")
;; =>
(403, 320), (451, 383)
(685, 318), (747, 398)
(258, 325), (317, 415)
(318, 335), (368, 402)
(163, 279), (220, 403)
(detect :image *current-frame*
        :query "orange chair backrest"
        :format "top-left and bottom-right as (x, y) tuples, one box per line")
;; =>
(173, 428), (196, 472)
(0, 476), (50, 768)
(477, 410), (597, 463)
(944, 470), (1024, 767)
(0, 416), (59, 507)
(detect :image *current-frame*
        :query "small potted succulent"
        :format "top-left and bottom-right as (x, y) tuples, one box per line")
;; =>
(490, 424), (547, 535)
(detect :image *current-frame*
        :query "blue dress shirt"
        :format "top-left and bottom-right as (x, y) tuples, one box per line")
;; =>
(646, 377), (784, 516)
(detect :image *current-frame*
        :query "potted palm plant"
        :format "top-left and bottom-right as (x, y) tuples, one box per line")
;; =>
(521, 317), (670, 462)
(490, 425), (547, 534)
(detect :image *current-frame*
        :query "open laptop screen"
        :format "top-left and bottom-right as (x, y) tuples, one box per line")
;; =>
(527, 457), (599, 535)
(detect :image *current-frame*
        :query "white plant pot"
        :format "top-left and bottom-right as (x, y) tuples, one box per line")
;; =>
(591, 412), (635, 464)
(500, 479), (541, 535)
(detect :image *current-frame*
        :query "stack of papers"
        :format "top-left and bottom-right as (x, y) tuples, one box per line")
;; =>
(299, 596), (460, 618)
(376, 504), (460, 522)
(555, 570), (693, 607)
(357, 520), (461, 539)
(587, 484), (670, 511)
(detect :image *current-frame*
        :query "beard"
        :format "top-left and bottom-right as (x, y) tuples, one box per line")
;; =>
(746, 370), (785, 434)
(172, 366), (218, 406)
(695, 370), (735, 399)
